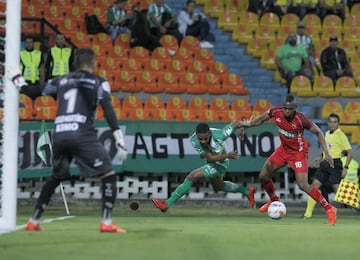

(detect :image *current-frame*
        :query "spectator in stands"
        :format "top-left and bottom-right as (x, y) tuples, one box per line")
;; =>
(320, 36), (353, 86)
(20, 36), (45, 100)
(319, 0), (345, 22)
(148, 0), (183, 45)
(289, 22), (319, 74)
(288, 0), (320, 19)
(276, 32), (313, 93)
(271, 0), (292, 20)
(130, 8), (162, 51)
(247, 0), (272, 18)
(106, 0), (134, 45)
(45, 33), (74, 80)
(177, 0), (214, 49)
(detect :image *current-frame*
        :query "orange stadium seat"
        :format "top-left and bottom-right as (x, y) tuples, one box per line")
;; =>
(118, 70), (139, 93)
(111, 44), (130, 60)
(129, 46), (150, 65)
(193, 48), (215, 68)
(173, 47), (194, 68)
(144, 96), (165, 111)
(252, 99), (272, 115)
(187, 60), (208, 77)
(202, 72), (226, 95)
(159, 72), (183, 94)
(188, 97), (208, 119)
(167, 58), (188, 77)
(223, 73), (250, 96)
(19, 93), (33, 110)
(124, 108), (146, 120)
(181, 72), (204, 94)
(144, 108), (167, 121)
(168, 108), (195, 121)
(121, 58), (143, 78)
(139, 70), (163, 94)
(209, 61), (228, 77)
(151, 47), (172, 64)
(115, 33), (131, 49)
(35, 107), (57, 120)
(95, 105), (105, 120)
(34, 95), (57, 108)
(19, 107), (33, 121)
(180, 36), (200, 51)
(144, 58), (167, 76)
(159, 34), (179, 55)
(321, 100), (343, 119)
(121, 96), (143, 118)
(210, 97), (230, 121)
(231, 98), (251, 111)
(167, 96), (187, 115)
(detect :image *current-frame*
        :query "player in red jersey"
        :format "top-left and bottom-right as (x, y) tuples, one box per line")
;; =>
(238, 95), (337, 225)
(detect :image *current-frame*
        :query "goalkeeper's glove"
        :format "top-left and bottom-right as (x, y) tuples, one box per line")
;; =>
(113, 129), (127, 161)
(6, 66), (27, 89)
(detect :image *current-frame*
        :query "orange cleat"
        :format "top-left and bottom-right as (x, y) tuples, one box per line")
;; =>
(100, 222), (126, 233)
(25, 220), (42, 231)
(151, 198), (168, 212)
(259, 199), (273, 213)
(246, 186), (255, 208)
(326, 206), (337, 225)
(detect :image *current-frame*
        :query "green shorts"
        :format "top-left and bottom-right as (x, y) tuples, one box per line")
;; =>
(201, 163), (227, 180)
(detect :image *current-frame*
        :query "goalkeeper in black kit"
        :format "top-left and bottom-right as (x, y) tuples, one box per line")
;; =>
(9, 48), (128, 233)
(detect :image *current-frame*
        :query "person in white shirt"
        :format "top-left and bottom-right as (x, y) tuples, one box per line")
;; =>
(177, 0), (214, 49)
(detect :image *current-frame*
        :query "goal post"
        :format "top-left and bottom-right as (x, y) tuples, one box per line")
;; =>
(0, 0), (21, 232)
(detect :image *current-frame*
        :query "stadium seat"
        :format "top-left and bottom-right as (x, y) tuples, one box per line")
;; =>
(344, 100), (360, 123)
(180, 36), (200, 51)
(144, 96), (165, 111)
(19, 94), (33, 111)
(260, 49), (277, 70)
(19, 107), (34, 121)
(338, 39), (356, 58)
(209, 61), (228, 77)
(350, 126), (360, 146)
(138, 70), (163, 94)
(252, 99), (272, 116)
(222, 73), (250, 96)
(290, 75), (316, 97)
(321, 27), (341, 42)
(193, 48), (215, 68)
(350, 3), (360, 17)
(187, 60), (208, 78)
(144, 58), (167, 76)
(342, 27), (360, 46)
(210, 97), (230, 113)
(109, 45), (129, 64)
(231, 23), (258, 44)
(151, 47), (172, 64)
(173, 47), (194, 68)
(188, 97), (208, 119)
(35, 107), (57, 120)
(217, 10), (239, 31)
(313, 75), (338, 97)
(322, 14), (343, 30)
(34, 95), (57, 108)
(246, 37), (268, 58)
(118, 70), (139, 93)
(121, 58), (143, 78)
(95, 105), (105, 120)
(129, 46), (150, 65)
(254, 25), (277, 42)
(202, 73), (226, 95)
(166, 96), (187, 120)
(167, 58), (188, 77)
(159, 34), (179, 55)
(115, 33), (131, 49)
(124, 108), (146, 120)
(144, 108), (167, 121)
(344, 15), (360, 28)
(340, 112), (358, 135)
(321, 100), (343, 119)
(335, 76), (360, 97)
(167, 108), (195, 121)
(280, 13), (299, 29)
(159, 72), (183, 94)
(303, 14), (322, 31)
(121, 96), (143, 118)
(260, 12), (280, 30)
(203, 0), (224, 18)
(180, 72), (204, 95)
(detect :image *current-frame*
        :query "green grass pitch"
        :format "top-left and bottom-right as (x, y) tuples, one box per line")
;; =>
(1, 204), (360, 260)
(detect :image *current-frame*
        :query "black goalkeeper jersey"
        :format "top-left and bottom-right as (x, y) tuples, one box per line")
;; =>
(42, 70), (118, 139)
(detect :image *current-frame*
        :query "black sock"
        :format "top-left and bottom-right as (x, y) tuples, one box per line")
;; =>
(32, 175), (61, 220)
(101, 174), (117, 222)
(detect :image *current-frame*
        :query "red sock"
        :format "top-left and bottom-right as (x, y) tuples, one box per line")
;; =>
(262, 179), (280, 201)
(308, 187), (332, 210)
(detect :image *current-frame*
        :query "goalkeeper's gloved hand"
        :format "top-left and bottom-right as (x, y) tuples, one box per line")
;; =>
(6, 66), (27, 89)
(113, 129), (127, 161)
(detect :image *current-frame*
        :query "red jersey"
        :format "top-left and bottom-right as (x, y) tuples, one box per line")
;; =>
(268, 105), (313, 153)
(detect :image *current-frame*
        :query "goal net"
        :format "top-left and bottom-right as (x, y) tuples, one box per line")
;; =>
(0, 0), (21, 233)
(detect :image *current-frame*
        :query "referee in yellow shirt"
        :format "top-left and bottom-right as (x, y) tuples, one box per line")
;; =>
(303, 113), (353, 218)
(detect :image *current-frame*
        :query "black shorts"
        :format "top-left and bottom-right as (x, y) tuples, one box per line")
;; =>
(52, 136), (114, 178)
(314, 159), (343, 185)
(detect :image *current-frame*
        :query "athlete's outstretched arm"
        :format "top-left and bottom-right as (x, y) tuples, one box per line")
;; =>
(202, 151), (239, 162)
(309, 122), (334, 168)
(237, 112), (271, 140)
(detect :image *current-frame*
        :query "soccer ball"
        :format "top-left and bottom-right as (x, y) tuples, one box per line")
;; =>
(267, 201), (286, 220)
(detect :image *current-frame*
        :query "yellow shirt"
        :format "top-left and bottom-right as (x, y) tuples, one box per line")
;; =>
(325, 128), (351, 159)
(274, 0), (289, 6)
(303, 0), (319, 4)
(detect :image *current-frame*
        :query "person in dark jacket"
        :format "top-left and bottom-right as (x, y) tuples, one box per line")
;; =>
(320, 36), (353, 86)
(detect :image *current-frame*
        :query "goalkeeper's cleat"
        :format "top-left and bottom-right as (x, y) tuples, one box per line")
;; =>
(151, 198), (168, 212)
(326, 206), (337, 225)
(25, 220), (42, 231)
(100, 222), (126, 233)
(246, 186), (256, 208)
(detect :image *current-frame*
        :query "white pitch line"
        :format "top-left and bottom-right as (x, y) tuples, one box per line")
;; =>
(0, 216), (76, 235)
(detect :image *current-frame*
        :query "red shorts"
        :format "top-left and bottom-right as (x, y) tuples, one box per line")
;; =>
(268, 146), (308, 174)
